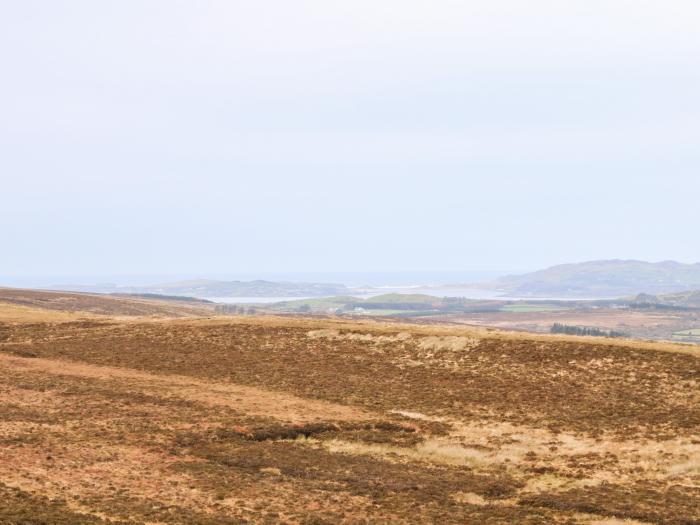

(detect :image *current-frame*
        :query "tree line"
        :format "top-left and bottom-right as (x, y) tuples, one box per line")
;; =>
(214, 305), (257, 315)
(550, 323), (627, 338)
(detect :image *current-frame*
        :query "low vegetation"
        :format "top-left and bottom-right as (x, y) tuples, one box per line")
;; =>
(0, 293), (698, 523)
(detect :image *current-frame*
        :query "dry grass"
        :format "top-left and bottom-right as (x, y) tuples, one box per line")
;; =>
(186, 313), (700, 358)
(417, 335), (481, 352)
(0, 353), (370, 424)
(0, 302), (94, 322)
(0, 293), (698, 524)
(0, 287), (214, 318)
(318, 437), (488, 467)
(307, 328), (412, 344)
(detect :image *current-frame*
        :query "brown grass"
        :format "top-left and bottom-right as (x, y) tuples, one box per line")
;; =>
(0, 295), (698, 523)
(0, 287), (214, 318)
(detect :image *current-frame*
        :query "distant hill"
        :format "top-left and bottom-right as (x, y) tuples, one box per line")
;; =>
(221, 293), (509, 316)
(0, 288), (214, 317)
(481, 260), (700, 298)
(48, 279), (349, 298)
(631, 290), (700, 309)
(109, 293), (215, 304)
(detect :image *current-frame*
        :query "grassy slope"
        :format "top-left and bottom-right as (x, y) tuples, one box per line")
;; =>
(0, 287), (214, 318)
(0, 311), (698, 523)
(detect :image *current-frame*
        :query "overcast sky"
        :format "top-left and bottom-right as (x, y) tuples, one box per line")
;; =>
(1, 1), (699, 281)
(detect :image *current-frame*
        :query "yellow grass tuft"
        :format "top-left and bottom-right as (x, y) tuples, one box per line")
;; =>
(417, 336), (480, 352)
(318, 438), (487, 467)
(306, 329), (412, 344)
(452, 492), (487, 506)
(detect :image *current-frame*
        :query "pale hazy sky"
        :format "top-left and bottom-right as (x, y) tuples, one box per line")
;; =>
(2, 1), (699, 280)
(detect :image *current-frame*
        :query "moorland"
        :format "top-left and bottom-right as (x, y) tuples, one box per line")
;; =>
(0, 288), (698, 524)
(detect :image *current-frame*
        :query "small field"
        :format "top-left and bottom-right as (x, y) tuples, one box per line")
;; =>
(0, 293), (698, 524)
(499, 305), (568, 313)
(674, 328), (700, 340)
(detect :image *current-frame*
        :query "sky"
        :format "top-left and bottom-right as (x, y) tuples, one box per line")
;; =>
(1, 1), (699, 283)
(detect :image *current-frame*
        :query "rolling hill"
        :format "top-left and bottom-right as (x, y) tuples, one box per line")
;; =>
(632, 290), (700, 309)
(0, 287), (215, 317)
(480, 259), (700, 297)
